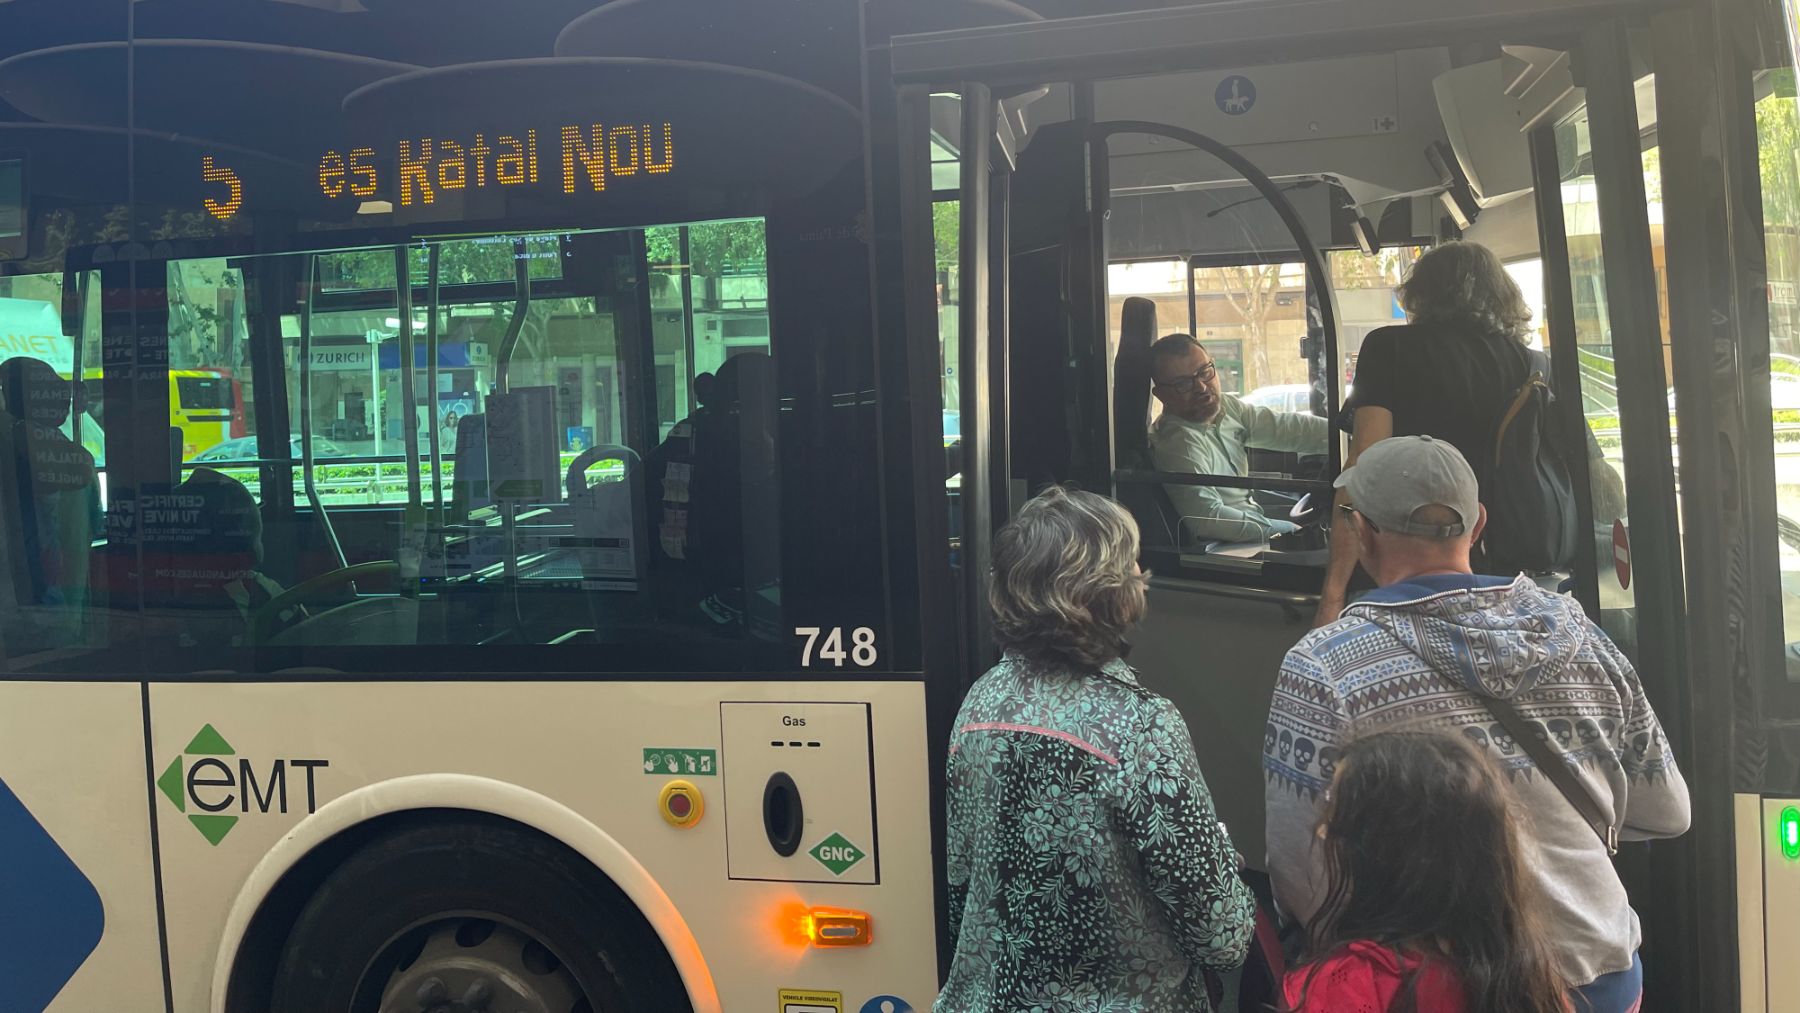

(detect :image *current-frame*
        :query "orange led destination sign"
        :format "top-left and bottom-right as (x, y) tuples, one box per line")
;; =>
(202, 121), (676, 221)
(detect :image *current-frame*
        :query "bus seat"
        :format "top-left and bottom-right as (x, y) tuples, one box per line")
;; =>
(0, 358), (99, 648)
(1112, 298), (1179, 549)
(565, 444), (647, 590)
(140, 467), (276, 648)
(1116, 297), (1157, 461)
(447, 413), (491, 526)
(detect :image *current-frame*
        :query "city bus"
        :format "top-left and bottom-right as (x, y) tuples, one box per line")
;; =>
(0, 1), (1796, 1012)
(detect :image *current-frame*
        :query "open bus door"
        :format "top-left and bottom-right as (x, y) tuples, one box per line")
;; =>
(915, 87), (1351, 854)
(893, 7), (1750, 1007)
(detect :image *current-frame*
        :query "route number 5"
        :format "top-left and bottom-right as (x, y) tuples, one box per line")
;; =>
(796, 627), (878, 668)
(201, 156), (244, 221)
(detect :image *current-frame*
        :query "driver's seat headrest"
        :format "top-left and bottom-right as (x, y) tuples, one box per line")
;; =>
(1114, 297), (1158, 460)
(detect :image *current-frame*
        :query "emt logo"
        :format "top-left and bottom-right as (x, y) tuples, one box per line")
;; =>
(156, 724), (328, 845)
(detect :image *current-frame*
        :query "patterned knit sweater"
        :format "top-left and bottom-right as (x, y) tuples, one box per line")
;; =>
(1263, 573), (1690, 986)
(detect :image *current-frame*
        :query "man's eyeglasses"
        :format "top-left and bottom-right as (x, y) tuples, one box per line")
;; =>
(1153, 362), (1218, 395)
(1337, 502), (1380, 533)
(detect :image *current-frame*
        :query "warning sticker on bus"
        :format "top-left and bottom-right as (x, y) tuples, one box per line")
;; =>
(642, 748), (716, 776)
(779, 989), (842, 1013)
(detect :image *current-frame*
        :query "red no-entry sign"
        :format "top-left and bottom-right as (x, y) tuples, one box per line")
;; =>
(1613, 519), (1631, 590)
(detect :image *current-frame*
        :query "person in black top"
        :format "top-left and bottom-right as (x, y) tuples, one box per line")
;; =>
(1315, 241), (1622, 624)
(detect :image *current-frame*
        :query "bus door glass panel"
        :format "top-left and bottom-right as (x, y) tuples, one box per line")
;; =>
(927, 84), (964, 465)
(924, 127), (961, 572)
(1555, 81), (1672, 661)
(1102, 131), (1333, 557)
(1752, 23), (1800, 685)
(1327, 247), (1424, 410)
(936, 196), (962, 542)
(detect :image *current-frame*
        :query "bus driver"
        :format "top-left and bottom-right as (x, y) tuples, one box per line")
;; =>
(1148, 333), (1328, 544)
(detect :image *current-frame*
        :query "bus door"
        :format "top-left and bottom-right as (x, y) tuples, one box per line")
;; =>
(909, 83), (1348, 860)
(1492, 28), (1709, 1004)
(892, 6), (1737, 1004)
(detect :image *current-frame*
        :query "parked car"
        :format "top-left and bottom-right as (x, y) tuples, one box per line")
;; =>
(1243, 383), (1314, 414)
(191, 435), (349, 463)
(1665, 368), (1800, 413)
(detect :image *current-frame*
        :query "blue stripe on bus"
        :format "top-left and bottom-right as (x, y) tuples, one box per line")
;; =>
(0, 775), (104, 1012)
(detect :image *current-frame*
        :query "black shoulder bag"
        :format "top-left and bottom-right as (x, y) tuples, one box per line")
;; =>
(1483, 692), (1619, 854)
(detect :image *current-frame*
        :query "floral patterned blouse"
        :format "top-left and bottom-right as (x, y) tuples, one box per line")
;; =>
(938, 653), (1256, 1012)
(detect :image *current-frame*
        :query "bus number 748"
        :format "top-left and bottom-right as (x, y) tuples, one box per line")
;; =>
(795, 627), (878, 668)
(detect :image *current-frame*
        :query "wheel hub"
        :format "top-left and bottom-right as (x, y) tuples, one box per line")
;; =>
(378, 918), (585, 1013)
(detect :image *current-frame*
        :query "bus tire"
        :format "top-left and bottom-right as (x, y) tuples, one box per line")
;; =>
(268, 813), (690, 1013)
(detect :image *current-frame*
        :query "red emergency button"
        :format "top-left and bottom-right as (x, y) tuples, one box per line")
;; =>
(659, 780), (703, 828)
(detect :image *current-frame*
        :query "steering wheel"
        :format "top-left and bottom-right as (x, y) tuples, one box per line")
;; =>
(1290, 491), (1326, 526)
(251, 560), (400, 644)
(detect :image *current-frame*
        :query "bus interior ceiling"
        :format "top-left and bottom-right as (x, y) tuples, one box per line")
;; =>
(960, 41), (1611, 864)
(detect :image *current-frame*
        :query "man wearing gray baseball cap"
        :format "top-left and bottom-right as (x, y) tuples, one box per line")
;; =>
(1262, 436), (1690, 1013)
(1332, 433), (1483, 549)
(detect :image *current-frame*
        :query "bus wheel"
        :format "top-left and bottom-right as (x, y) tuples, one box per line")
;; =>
(268, 815), (688, 1013)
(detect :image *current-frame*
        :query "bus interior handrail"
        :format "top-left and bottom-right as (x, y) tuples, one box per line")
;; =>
(426, 243), (446, 531)
(299, 252), (350, 571)
(494, 238), (531, 396)
(1147, 573), (1319, 611)
(1114, 468), (1330, 495)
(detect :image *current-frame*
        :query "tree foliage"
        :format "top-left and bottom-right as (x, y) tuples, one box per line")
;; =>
(1214, 263), (1289, 390)
(1326, 247), (1417, 290)
(1759, 72), (1800, 353)
(644, 221), (767, 277)
(933, 200), (960, 265)
(321, 236), (564, 292)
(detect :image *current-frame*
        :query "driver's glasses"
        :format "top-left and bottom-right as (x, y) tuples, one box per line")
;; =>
(1154, 362), (1218, 395)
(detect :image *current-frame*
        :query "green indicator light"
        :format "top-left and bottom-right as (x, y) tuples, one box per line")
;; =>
(1783, 806), (1800, 861)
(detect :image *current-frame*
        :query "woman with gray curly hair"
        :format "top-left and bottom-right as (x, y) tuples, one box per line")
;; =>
(937, 485), (1255, 1013)
(1315, 241), (1619, 624)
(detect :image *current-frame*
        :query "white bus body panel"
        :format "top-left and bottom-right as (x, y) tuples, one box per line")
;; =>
(144, 679), (936, 1013)
(0, 682), (166, 1011)
(1737, 793), (1800, 1013)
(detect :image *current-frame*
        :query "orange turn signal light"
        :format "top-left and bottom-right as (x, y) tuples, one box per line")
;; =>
(803, 907), (872, 947)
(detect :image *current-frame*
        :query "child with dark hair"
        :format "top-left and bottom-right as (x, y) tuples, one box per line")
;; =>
(1285, 730), (1573, 1013)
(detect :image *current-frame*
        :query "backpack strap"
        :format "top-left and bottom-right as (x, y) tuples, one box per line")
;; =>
(1485, 691), (1619, 854)
(1491, 371), (1549, 469)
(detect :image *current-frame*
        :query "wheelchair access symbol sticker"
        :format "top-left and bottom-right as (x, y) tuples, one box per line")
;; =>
(859, 998), (915, 1013)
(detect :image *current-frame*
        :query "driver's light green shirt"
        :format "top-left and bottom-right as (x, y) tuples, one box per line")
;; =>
(1149, 394), (1327, 543)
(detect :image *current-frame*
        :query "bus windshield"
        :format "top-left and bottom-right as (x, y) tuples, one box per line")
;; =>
(0, 45), (890, 679)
